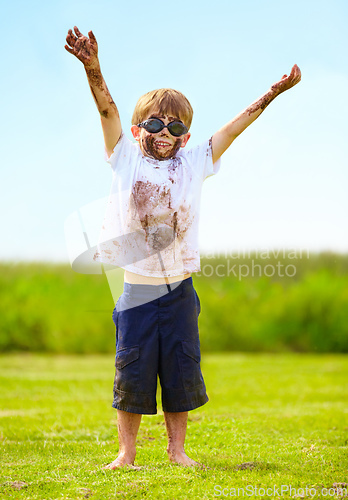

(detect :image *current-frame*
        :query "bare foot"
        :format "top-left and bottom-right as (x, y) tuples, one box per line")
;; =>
(103, 452), (136, 470)
(167, 449), (206, 467)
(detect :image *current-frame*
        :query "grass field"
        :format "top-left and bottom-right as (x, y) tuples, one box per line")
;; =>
(1, 353), (347, 499)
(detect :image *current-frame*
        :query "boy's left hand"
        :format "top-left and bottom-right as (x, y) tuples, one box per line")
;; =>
(270, 64), (301, 95)
(211, 64), (302, 163)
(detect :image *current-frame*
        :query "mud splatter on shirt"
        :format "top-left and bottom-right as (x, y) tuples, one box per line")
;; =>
(93, 134), (221, 277)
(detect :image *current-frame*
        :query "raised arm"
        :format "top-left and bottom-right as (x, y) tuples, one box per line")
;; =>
(65, 26), (121, 158)
(211, 64), (301, 163)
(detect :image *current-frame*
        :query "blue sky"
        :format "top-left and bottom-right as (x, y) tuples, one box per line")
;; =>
(1, 0), (348, 262)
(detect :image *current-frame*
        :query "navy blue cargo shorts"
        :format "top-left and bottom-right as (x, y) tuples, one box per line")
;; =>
(111, 277), (209, 414)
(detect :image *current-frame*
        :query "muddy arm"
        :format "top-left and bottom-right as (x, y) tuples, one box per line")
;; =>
(211, 64), (301, 164)
(65, 26), (121, 158)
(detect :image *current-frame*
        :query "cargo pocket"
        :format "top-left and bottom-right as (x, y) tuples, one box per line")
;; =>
(179, 341), (204, 390)
(114, 346), (140, 394)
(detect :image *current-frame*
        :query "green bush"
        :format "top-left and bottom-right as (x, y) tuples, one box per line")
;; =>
(1, 263), (115, 353)
(1, 252), (347, 353)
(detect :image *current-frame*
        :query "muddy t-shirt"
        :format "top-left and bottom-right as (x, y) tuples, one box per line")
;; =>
(93, 133), (221, 277)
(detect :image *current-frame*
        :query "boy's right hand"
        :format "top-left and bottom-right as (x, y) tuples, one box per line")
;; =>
(65, 26), (121, 155)
(65, 26), (98, 67)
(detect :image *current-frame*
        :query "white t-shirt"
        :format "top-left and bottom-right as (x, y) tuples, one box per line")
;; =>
(93, 133), (221, 277)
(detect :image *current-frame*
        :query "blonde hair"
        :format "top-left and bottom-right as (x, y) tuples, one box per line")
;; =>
(131, 88), (193, 129)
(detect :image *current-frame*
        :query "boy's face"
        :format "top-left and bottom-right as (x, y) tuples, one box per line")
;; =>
(131, 114), (191, 161)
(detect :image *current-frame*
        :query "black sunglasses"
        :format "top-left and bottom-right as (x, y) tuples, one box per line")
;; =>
(137, 118), (188, 137)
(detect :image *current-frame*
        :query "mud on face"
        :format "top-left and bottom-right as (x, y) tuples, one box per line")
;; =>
(141, 134), (182, 161)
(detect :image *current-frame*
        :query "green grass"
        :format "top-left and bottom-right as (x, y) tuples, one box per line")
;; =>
(1, 353), (347, 499)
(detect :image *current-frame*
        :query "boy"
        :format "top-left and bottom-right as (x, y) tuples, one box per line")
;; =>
(65, 26), (301, 469)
